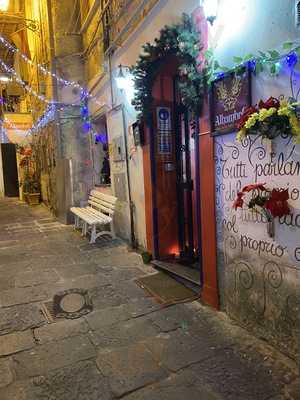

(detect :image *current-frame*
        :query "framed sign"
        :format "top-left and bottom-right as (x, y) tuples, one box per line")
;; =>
(156, 107), (172, 155)
(210, 67), (252, 136)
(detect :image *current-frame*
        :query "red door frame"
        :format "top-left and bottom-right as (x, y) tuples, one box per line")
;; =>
(142, 7), (219, 310)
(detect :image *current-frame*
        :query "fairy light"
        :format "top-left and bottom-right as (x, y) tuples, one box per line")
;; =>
(0, 57), (86, 108)
(213, 45), (300, 81)
(0, 58), (54, 105)
(0, 35), (103, 108)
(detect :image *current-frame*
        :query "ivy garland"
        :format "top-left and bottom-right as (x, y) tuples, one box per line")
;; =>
(205, 41), (300, 83)
(131, 14), (204, 122)
(131, 13), (300, 123)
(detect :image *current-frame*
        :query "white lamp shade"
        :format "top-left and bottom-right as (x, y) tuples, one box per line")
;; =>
(203, 0), (218, 19)
(0, 0), (9, 11)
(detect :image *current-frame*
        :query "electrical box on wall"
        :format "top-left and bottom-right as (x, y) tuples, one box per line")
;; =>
(112, 136), (125, 162)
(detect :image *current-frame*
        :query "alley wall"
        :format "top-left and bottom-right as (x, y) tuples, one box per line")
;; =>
(88, 0), (199, 248)
(212, 0), (300, 362)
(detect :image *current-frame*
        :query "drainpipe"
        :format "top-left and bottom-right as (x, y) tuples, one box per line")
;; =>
(121, 104), (136, 249)
(46, 0), (62, 160)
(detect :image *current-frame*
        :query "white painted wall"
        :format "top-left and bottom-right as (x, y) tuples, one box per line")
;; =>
(88, 0), (199, 247)
(211, 0), (300, 66)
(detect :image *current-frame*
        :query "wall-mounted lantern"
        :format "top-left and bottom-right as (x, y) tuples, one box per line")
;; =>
(115, 64), (135, 102)
(202, 0), (219, 25)
(0, 0), (9, 11)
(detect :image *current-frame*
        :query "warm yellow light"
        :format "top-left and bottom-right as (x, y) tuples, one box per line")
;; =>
(0, 0), (9, 11)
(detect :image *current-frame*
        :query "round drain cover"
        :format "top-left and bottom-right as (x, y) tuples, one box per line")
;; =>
(60, 293), (86, 313)
(53, 288), (93, 319)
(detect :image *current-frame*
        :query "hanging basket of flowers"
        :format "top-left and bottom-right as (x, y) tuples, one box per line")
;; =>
(233, 183), (290, 237)
(236, 97), (300, 142)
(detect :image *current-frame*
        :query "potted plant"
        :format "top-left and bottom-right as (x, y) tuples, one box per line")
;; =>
(27, 176), (41, 206)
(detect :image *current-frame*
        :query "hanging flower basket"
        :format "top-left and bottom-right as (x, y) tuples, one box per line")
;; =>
(233, 183), (291, 237)
(236, 97), (300, 142)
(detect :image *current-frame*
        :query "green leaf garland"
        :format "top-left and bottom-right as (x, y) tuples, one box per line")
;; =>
(131, 14), (204, 122)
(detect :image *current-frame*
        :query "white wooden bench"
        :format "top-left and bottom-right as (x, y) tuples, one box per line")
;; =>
(70, 190), (117, 244)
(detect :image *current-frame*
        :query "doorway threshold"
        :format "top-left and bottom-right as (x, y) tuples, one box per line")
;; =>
(152, 260), (201, 287)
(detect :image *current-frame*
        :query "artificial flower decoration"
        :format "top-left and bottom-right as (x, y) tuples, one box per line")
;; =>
(265, 189), (290, 218)
(236, 97), (300, 143)
(233, 192), (244, 210)
(258, 96), (280, 110)
(242, 183), (267, 192)
(233, 183), (290, 220)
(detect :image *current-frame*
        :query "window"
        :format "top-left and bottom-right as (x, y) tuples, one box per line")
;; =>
(297, 1), (300, 25)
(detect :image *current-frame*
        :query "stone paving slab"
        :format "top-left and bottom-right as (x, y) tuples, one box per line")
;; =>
(88, 284), (128, 310)
(0, 304), (45, 335)
(126, 297), (162, 318)
(0, 331), (34, 355)
(89, 317), (160, 348)
(102, 266), (147, 282)
(142, 330), (225, 373)
(34, 319), (89, 344)
(31, 360), (112, 400)
(148, 303), (197, 333)
(55, 263), (100, 280)
(0, 286), (49, 307)
(96, 343), (168, 397)
(13, 335), (96, 378)
(187, 347), (282, 400)
(0, 358), (14, 389)
(85, 304), (131, 330)
(15, 269), (61, 288)
(122, 369), (221, 400)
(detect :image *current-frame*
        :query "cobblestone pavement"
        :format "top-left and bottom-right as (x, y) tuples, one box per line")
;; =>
(0, 198), (299, 400)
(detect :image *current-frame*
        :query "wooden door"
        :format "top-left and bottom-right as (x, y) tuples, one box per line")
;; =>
(1, 143), (19, 197)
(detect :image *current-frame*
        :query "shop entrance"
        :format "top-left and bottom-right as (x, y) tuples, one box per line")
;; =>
(145, 64), (200, 285)
(175, 100), (196, 264)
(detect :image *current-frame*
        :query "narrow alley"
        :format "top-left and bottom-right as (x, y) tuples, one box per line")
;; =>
(0, 198), (298, 400)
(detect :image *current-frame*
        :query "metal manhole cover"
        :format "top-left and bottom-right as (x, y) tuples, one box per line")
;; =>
(52, 288), (93, 320)
(60, 293), (86, 313)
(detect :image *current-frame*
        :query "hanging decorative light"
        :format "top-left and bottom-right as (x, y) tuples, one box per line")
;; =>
(0, 0), (9, 11)
(202, 0), (219, 25)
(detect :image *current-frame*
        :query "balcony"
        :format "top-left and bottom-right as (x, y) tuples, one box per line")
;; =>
(101, 0), (159, 53)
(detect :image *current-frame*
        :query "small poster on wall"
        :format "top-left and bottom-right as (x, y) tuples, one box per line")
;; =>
(156, 107), (173, 156)
(210, 68), (252, 136)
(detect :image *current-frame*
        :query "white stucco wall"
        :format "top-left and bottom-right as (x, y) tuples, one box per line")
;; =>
(211, 0), (300, 66)
(210, 0), (300, 358)
(88, 0), (199, 247)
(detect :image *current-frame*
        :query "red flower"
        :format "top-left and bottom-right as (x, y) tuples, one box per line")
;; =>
(258, 97), (280, 110)
(242, 183), (267, 193)
(265, 189), (290, 218)
(233, 192), (245, 210)
(236, 106), (258, 130)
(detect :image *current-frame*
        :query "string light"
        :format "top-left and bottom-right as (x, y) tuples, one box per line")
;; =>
(214, 46), (300, 80)
(248, 59), (256, 72)
(0, 58), (54, 105)
(0, 35), (103, 108)
(0, 57), (85, 108)
(286, 51), (298, 68)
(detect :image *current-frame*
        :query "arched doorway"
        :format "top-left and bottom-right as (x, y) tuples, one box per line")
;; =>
(143, 55), (201, 284)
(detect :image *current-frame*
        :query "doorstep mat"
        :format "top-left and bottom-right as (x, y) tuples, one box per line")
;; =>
(136, 271), (199, 304)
